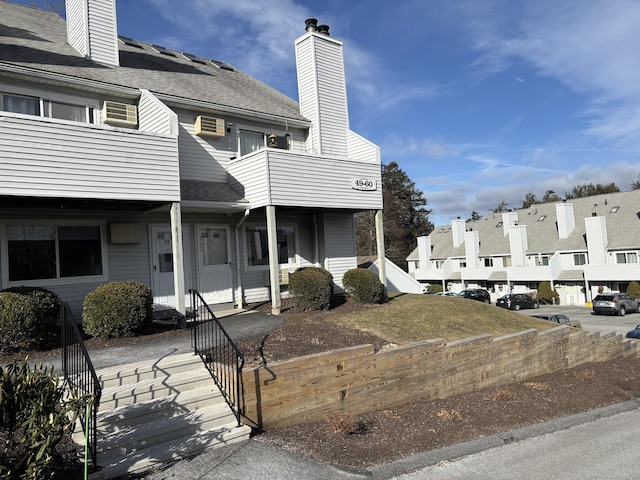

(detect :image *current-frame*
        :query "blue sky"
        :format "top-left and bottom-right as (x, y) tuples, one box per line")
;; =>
(21, 0), (640, 226)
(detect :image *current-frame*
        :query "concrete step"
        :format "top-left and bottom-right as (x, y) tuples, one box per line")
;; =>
(99, 368), (212, 410)
(97, 352), (202, 389)
(94, 401), (238, 460)
(95, 385), (224, 432)
(89, 422), (251, 480)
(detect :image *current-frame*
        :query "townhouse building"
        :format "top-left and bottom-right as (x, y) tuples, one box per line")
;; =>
(407, 189), (640, 305)
(0, 0), (385, 316)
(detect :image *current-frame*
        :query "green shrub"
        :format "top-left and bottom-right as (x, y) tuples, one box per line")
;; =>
(0, 360), (84, 479)
(627, 281), (640, 299)
(288, 267), (334, 311)
(83, 281), (153, 338)
(2, 286), (62, 327)
(429, 284), (443, 293)
(537, 281), (560, 305)
(0, 293), (40, 353)
(342, 268), (384, 304)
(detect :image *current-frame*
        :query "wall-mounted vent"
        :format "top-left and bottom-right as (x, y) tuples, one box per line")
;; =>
(263, 269), (290, 286)
(195, 115), (225, 137)
(103, 101), (138, 126)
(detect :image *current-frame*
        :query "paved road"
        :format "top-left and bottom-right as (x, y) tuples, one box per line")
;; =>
(519, 304), (639, 337)
(395, 406), (640, 480)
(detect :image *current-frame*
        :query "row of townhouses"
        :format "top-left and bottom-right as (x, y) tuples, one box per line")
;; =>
(407, 189), (640, 305)
(0, 0), (386, 317)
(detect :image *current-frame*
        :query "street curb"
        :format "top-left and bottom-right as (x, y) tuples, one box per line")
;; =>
(367, 398), (640, 479)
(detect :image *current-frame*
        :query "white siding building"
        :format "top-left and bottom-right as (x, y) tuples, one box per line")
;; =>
(407, 190), (640, 305)
(0, 2), (385, 316)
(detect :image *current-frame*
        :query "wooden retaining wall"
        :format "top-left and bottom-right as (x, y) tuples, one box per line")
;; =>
(240, 326), (638, 429)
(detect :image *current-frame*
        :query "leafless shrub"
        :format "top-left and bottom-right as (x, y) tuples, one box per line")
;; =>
(324, 413), (367, 435)
(492, 389), (513, 401)
(578, 368), (596, 382)
(524, 381), (549, 391)
(436, 409), (463, 422)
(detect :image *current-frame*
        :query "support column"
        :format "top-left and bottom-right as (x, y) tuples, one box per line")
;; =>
(375, 210), (387, 295)
(170, 203), (186, 314)
(266, 206), (281, 314)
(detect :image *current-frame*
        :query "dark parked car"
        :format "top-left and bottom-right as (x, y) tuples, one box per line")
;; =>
(458, 289), (491, 304)
(592, 293), (639, 316)
(496, 294), (539, 311)
(625, 325), (640, 339)
(531, 313), (581, 328)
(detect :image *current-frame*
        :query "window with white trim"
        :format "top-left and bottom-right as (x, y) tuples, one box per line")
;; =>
(239, 129), (289, 156)
(573, 253), (587, 266)
(245, 224), (297, 267)
(616, 252), (638, 264)
(6, 225), (104, 281)
(1, 93), (95, 124)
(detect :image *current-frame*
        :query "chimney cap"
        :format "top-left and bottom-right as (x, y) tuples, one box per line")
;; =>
(305, 18), (318, 32)
(317, 24), (330, 36)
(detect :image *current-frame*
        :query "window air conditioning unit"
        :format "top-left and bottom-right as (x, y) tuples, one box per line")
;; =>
(195, 115), (225, 137)
(263, 269), (290, 286)
(102, 101), (138, 126)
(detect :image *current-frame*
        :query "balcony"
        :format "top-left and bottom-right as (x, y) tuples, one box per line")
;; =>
(0, 113), (180, 203)
(227, 148), (382, 210)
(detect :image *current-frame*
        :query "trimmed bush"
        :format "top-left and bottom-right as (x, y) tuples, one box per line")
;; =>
(342, 268), (384, 304)
(288, 267), (334, 311)
(627, 281), (640, 299)
(0, 293), (39, 353)
(537, 281), (560, 305)
(82, 281), (153, 338)
(2, 286), (62, 327)
(0, 360), (84, 479)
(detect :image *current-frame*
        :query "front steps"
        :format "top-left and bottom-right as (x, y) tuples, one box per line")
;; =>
(78, 352), (251, 479)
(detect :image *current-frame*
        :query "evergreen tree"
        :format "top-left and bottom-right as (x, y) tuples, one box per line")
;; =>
(541, 190), (562, 203)
(630, 174), (640, 190)
(565, 182), (620, 199)
(355, 162), (433, 270)
(521, 192), (538, 209)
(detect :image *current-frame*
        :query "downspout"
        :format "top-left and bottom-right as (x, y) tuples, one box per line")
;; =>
(313, 212), (320, 266)
(234, 208), (250, 309)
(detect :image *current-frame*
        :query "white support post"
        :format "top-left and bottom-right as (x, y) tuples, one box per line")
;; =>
(266, 206), (281, 314)
(170, 203), (186, 314)
(375, 210), (387, 294)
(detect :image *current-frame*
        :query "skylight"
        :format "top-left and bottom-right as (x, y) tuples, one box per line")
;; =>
(538, 215), (546, 222)
(610, 206), (620, 213)
(210, 59), (234, 71)
(182, 52), (208, 64)
(496, 221), (503, 227)
(119, 36), (143, 48)
(151, 44), (176, 57)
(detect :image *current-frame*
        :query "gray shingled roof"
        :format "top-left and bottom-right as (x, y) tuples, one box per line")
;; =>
(180, 180), (247, 205)
(0, 1), (308, 123)
(408, 189), (640, 260)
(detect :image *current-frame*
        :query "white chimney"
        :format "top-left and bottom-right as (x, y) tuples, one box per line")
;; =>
(295, 19), (349, 158)
(464, 230), (480, 268)
(556, 202), (575, 239)
(451, 219), (465, 248)
(417, 236), (431, 269)
(585, 216), (608, 264)
(508, 225), (528, 267)
(65, 0), (119, 66)
(502, 212), (518, 236)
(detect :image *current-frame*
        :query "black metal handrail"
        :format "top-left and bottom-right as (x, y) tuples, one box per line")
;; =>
(190, 289), (245, 426)
(61, 303), (102, 468)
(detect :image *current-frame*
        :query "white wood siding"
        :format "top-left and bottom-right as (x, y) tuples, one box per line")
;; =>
(139, 90), (177, 135)
(323, 212), (357, 289)
(86, 0), (119, 66)
(347, 130), (380, 164)
(66, 0), (87, 57)
(228, 149), (382, 209)
(176, 110), (232, 182)
(0, 114), (180, 202)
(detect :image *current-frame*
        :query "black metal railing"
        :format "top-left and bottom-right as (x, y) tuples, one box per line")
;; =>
(190, 289), (245, 426)
(61, 303), (102, 468)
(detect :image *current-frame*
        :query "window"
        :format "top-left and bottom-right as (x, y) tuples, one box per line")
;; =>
(434, 260), (445, 268)
(483, 258), (494, 267)
(459, 260), (467, 268)
(239, 130), (289, 156)
(1, 93), (94, 124)
(573, 253), (587, 266)
(502, 257), (512, 267)
(246, 225), (297, 267)
(533, 255), (549, 266)
(616, 252), (638, 264)
(7, 225), (103, 281)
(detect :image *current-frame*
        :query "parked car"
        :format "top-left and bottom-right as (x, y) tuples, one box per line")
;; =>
(457, 289), (491, 304)
(496, 294), (539, 311)
(592, 293), (639, 316)
(531, 313), (581, 328)
(625, 325), (640, 339)
(434, 291), (457, 297)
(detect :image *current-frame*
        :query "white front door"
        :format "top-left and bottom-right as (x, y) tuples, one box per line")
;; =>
(150, 226), (190, 307)
(196, 225), (233, 304)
